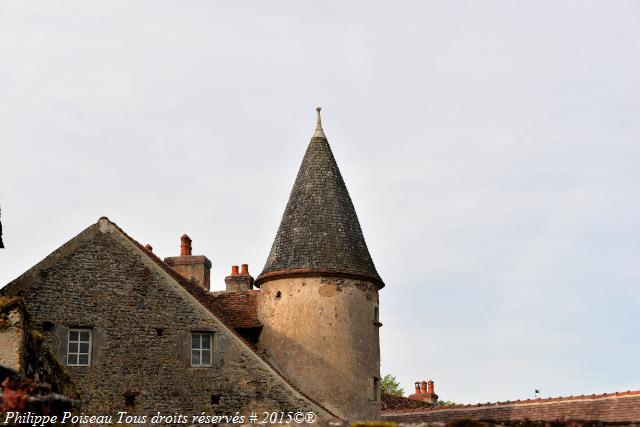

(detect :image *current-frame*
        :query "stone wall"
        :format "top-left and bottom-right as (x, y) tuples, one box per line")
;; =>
(0, 297), (78, 418)
(2, 223), (335, 423)
(258, 276), (381, 421)
(0, 297), (24, 372)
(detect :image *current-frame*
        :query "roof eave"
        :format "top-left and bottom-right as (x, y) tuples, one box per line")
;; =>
(255, 268), (385, 289)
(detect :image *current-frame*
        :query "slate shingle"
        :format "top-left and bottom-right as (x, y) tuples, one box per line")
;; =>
(256, 131), (384, 288)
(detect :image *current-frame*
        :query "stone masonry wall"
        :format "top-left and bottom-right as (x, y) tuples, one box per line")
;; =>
(258, 276), (381, 421)
(0, 298), (24, 372)
(0, 296), (78, 418)
(3, 227), (334, 423)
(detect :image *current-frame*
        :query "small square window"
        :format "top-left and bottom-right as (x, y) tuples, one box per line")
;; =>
(191, 332), (213, 367)
(67, 328), (92, 366)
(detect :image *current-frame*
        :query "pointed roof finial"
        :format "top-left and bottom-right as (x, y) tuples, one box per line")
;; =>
(313, 106), (326, 138)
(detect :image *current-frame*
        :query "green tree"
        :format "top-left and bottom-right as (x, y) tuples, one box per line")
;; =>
(380, 374), (404, 396)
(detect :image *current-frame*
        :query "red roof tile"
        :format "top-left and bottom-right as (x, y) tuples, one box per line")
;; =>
(381, 393), (434, 411)
(204, 291), (261, 329)
(382, 390), (640, 423)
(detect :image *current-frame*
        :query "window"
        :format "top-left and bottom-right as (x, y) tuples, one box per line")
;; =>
(191, 332), (212, 367)
(373, 305), (382, 327)
(67, 329), (91, 366)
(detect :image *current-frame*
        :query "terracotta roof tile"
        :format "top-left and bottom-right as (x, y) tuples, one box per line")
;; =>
(381, 393), (434, 411)
(202, 291), (261, 329)
(382, 390), (640, 423)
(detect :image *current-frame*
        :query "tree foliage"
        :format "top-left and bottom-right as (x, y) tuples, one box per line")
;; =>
(380, 374), (404, 396)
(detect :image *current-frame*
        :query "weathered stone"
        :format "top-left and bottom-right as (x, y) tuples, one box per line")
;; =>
(0, 297), (25, 372)
(258, 276), (381, 421)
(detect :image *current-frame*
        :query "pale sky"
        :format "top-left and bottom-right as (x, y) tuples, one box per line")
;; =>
(1, 1), (639, 404)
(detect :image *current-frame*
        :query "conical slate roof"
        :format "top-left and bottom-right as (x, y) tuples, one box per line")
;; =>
(255, 109), (384, 288)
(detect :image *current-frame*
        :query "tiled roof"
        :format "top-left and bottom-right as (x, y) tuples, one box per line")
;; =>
(202, 291), (261, 329)
(256, 123), (384, 288)
(381, 393), (434, 411)
(382, 390), (640, 423)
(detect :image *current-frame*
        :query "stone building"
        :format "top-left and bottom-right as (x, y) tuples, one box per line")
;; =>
(0, 109), (382, 423)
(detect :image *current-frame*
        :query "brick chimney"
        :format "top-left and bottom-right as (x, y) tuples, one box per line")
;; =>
(408, 379), (439, 405)
(224, 264), (253, 291)
(164, 234), (212, 291)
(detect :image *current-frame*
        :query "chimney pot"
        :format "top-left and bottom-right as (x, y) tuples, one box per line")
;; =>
(164, 235), (211, 291)
(180, 234), (192, 256)
(409, 378), (438, 405)
(225, 264), (254, 291)
(144, 244), (153, 252)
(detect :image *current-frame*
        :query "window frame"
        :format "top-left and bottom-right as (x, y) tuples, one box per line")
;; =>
(191, 332), (213, 367)
(67, 328), (92, 367)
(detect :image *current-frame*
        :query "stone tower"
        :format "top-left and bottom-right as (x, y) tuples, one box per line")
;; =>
(255, 108), (384, 421)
